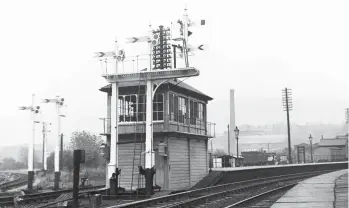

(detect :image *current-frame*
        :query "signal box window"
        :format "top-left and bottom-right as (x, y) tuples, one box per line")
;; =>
(118, 93), (163, 123)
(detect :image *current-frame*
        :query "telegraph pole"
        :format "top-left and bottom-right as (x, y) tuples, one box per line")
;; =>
(230, 89), (236, 160)
(282, 88), (293, 164)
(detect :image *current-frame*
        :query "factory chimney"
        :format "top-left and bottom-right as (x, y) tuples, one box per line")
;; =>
(230, 89), (237, 159)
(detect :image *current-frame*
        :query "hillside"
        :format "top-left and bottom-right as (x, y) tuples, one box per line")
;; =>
(210, 123), (348, 154)
(0, 143), (54, 162)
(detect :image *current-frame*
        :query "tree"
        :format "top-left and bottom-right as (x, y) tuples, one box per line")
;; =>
(62, 150), (74, 173)
(0, 157), (26, 170)
(46, 150), (74, 173)
(69, 131), (103, 168)
(19, 146), (28, 166)
(45, 131), (104, 173)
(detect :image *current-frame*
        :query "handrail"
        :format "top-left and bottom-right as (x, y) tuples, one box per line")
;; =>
(99, 115), (216, 137)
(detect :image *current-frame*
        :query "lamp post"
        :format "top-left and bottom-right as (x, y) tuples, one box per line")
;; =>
(234, 126), (240, 167)
(308, 134), (313, 163)
(227, 124), (230, 156)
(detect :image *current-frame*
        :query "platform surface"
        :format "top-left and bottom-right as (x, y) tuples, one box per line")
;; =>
(271, 169), (348, 208)
(212, 161), (347, 172)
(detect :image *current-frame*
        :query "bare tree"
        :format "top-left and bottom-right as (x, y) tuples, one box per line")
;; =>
(69, 131), (103, 168)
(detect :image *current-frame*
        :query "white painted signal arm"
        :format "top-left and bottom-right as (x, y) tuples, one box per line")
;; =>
(41, 98), (57, 103)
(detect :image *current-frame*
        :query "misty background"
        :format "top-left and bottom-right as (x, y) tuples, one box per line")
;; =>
(0, 0), (348, 160)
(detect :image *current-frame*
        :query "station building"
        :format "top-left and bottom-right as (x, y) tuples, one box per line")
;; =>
(99, 79), (214, 191)
(313, 135), (348, 162)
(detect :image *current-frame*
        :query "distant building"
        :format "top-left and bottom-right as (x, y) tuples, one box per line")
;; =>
(313, 135), (348, 162)
(294, 143), (316, 163)
(294, 143), (319, 152)
(211, 134), (287, 154)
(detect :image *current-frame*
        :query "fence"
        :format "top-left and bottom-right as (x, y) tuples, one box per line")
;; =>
(295, 154), (348, 164)
(208, 153), (348, 169)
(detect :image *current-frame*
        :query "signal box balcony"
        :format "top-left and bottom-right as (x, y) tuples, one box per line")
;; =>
(99, 115), (215, 138)
(99, 79), (214, 139)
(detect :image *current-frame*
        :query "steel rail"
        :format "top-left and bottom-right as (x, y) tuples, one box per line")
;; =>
(108, 170), (332, 208)
(0, 173), (28, 191)
(0, 185), (106, 206)
(0, 173), (25, 186)
(222, 183), (297, 207)
(35, 189), (106, 208)
(153, 171), (320, 208)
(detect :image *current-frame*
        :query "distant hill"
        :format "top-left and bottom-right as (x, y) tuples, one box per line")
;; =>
(0, 145), (22, 161)
(0, 143), (55, 162)
(210, 131), (287, 153)
(210, 123), (347, 154)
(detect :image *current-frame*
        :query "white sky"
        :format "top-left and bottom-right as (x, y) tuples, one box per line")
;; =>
(0, 0), (348, 147)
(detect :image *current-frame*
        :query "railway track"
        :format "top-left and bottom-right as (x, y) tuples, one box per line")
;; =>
(0, 170), (332, 207)
(109, 170), (331, 208)
(221, 183), (296, 207)
(0, 173), (27, 192)
(0, 185), (105, 207)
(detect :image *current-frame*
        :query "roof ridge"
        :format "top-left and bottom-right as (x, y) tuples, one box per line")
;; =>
(99, 80), (213, 100)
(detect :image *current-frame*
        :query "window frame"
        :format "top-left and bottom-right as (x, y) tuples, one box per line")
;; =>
(118, 93), (164, 124)
(169, 92), (206, 127)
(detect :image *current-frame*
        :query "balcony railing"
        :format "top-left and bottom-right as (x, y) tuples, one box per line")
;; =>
(166, 114), (216, 138)
(99, 118), (111, 135)
(99, 114), (216, 138)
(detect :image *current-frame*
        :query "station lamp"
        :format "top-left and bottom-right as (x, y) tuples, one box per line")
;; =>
(234, 126), (240, 138)
(158, 141), (167, 156)
(308, 134), (313, 163)
(234, 126), (240, 166)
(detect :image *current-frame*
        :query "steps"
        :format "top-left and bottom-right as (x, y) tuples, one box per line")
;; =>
(190, 171), (224, 189)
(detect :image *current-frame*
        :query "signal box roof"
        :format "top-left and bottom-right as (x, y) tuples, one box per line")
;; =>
(99, 79), (213, 101)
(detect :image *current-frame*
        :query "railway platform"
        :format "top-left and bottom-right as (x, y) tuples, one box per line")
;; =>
(271, 169), (348, 208)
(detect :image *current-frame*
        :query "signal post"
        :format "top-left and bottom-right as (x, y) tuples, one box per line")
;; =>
(41, 96), (65, 190)
(95, 8), (206, 195)
(19, 94), (40, 190)
(42, 122), (51, 174)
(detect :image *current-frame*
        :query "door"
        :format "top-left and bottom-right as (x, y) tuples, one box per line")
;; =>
(155, 150), (168, 189)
